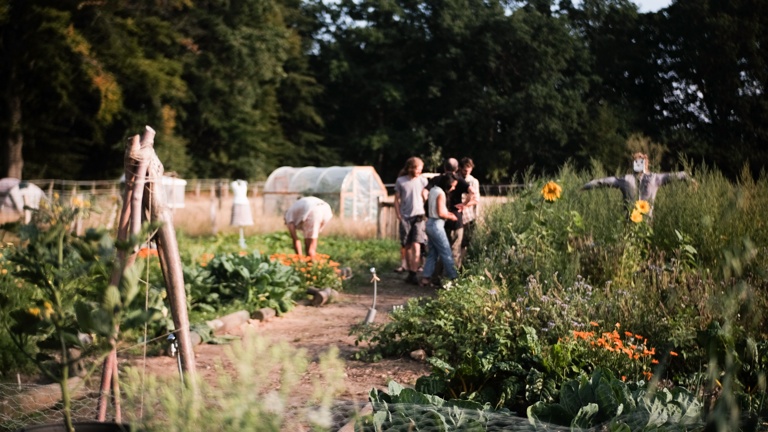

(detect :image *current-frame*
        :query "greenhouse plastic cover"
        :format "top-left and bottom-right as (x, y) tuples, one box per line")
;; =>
(263, 166), (387, 222)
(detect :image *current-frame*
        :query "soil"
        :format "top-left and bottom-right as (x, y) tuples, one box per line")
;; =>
(123, 268), (435, 428)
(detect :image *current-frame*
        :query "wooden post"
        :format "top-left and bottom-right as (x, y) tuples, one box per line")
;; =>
(96, 126), (198, 421)
(210, 184), (218, 235)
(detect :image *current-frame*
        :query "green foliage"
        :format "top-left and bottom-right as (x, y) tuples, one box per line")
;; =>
(0, 198), (159, 429)
(352, 277), (561, 411)
(187, 250), (301, 315)
(357, 380), (505, 431)
(528, 368), (704, 430)
(0, 247), (38, 374)
(122, 331), (345, 431)
(358, 162), (768, 427)
(270, 252), (343, 291)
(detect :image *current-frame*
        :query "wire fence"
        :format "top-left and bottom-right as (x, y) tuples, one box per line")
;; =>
(1, 180), (518, 240)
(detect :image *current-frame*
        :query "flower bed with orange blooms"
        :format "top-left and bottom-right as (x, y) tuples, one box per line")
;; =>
(269, 253), (343, 291)
(562, 322), (659, 383)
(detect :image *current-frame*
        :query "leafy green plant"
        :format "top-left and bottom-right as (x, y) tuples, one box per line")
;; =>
(357, 380), (505, 431)
(528, 368), (704, 430)
(0, 198), (155, 431)
(189, 250), (301, 314)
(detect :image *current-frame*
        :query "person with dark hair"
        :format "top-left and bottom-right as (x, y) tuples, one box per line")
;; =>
(426, 158), (477, 269)
(420, 173), (460, 287)
(582, 152), (695, 218)
(394, 157), (428, 284)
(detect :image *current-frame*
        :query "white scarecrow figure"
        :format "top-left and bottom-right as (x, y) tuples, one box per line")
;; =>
(230, 179), (254, 249)
(0, 178), (46, 223)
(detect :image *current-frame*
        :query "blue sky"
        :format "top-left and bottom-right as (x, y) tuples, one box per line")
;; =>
(636, 0), (672, 12)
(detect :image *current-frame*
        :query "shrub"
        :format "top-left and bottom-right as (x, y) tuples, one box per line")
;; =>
(187, 250), (301, 315)
(270, 253), (344, 291)
(122, 330), (345, 431)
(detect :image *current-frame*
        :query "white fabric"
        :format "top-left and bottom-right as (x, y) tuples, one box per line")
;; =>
(284, 196), (333, 238)
(230, 180), (250, 204)
(462, 174), (480, 224)
(230, 180), (253, 226)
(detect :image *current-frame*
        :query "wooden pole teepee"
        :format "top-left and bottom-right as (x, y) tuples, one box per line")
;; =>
(96, 126), (197, 421)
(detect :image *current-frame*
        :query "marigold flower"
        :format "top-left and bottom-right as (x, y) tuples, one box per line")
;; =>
(625, 331), (633, 337)
(651, 359), (659, 364)
(622, 376), (627, 382)
(630, 209), (643, 223)
(138, 247), (158, 259)
(670, 351), (678, 357)
(590, 321), (599, 327)
(238, 250), (247, 256)
(541, 181), (562, 202)
(29, 307), (41, 317)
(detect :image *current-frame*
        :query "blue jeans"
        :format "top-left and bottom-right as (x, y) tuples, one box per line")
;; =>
(422, 218), (458, 280)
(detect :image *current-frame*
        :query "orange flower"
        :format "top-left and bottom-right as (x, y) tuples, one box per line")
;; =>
(651, 359), (659, 364)
(590, 321), (599, 327)
(199, 252), (215, 267)
(635, 200), (651, 215)
(630, 209), (643, 223)
(238, 250), (247, 256)
(138, 247), (158, 258)
(541, 181), (562, 202)
(670, 351), (678, 357)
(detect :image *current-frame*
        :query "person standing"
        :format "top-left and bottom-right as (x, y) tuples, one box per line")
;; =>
(581, 152), (695, 218)
(284, 196), (333, 258)
(426, 158), (476, 269)
(420, 173), (460, 287)
(458, 157), (480, 267)
(394, 157), (428, 285)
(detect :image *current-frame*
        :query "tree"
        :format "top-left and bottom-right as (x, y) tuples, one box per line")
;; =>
(0, 0), (189, 179)
(311, 0), (593, 182)
(654, 0), (768, 177)
(0, 0), (119, 178)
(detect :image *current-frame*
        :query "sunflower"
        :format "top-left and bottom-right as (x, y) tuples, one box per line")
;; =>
(630, 209), (643, 223)
(541, 181), (562, 202)
(635, 200), (651, 214)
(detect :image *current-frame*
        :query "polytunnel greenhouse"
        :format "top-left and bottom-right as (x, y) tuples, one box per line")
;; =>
(262, 166), (388, 222)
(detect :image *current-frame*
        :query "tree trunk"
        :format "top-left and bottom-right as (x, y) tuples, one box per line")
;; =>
(4, 93), (24, 179)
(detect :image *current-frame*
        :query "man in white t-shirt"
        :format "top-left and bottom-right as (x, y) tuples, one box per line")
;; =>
(394, 157), (428, 284)
(284, 196), (333, 258)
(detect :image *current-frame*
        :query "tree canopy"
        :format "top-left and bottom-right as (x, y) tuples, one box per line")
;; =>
(0, 0), (765, 182)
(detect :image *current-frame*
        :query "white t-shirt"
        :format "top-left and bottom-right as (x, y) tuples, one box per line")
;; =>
(284, 196), (333, 238)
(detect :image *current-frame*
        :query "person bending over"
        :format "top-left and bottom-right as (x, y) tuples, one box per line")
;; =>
(284, 196), (333, 258)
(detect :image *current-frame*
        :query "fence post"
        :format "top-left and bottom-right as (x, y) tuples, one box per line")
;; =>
(210, 183), (218, 235)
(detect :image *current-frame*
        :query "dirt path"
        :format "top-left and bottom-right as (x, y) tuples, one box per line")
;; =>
(127, 269), (435, 426)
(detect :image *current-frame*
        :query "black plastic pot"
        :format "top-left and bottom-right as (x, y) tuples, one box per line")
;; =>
(16, 422), (131, 432)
